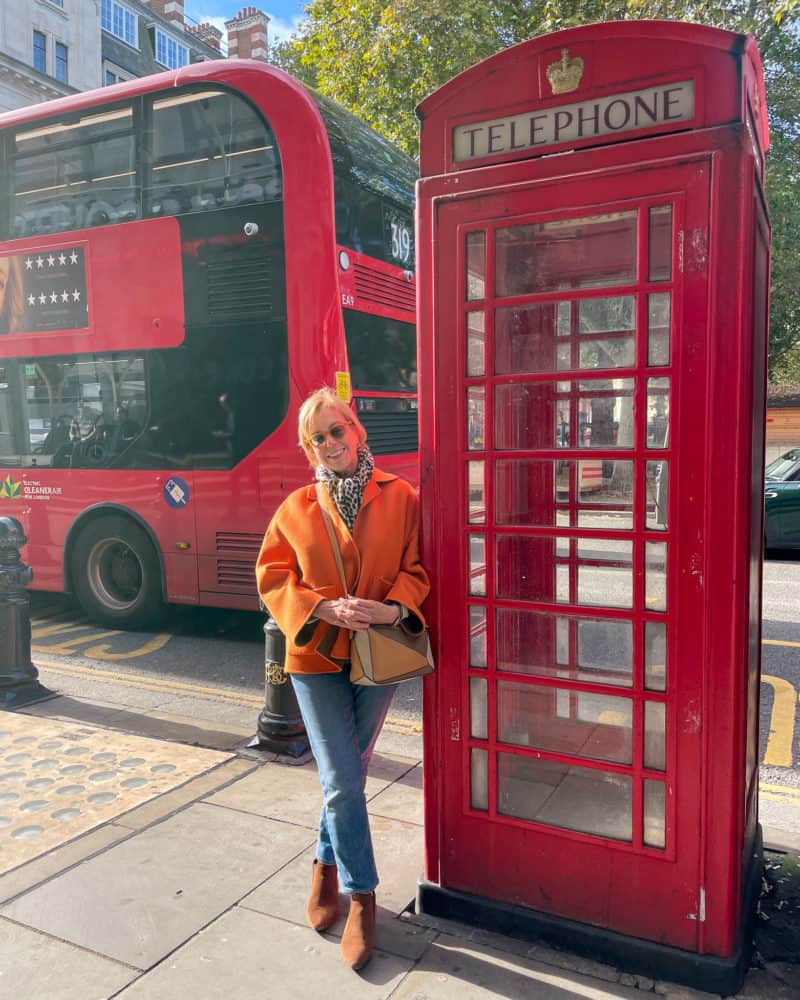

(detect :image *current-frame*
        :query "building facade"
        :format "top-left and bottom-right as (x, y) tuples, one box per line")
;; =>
(0, 4), (271, 113)
(100, 0), (223, 87)
(0, 1), (102, 112)
(225, 6), (269, 61)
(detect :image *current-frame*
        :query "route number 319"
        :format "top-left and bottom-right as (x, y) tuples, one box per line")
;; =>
(391, 222), (412, 263)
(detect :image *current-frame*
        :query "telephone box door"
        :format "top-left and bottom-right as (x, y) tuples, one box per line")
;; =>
(433, 159), (710, 948)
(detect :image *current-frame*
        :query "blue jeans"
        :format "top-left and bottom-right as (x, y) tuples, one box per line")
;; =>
(291, 667), (397, 894)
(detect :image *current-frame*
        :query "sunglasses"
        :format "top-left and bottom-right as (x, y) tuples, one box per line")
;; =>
(306, 420), (353, 448)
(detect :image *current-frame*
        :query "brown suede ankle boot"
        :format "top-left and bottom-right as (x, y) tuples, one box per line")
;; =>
(306, 860), (339, 932)
(340, 891), (376, 970)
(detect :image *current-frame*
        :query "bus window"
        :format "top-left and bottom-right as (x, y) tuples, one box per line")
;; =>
(343, 309), (416, 393)
(344, 309), (417, 456)
(0, 354), (147, 469)
(149, 321), (288, 470)
(13, 106), (137, 237)
(188, 321), (288, 468)
(310, 91), (416, 269)
(148, 89), (282, 216)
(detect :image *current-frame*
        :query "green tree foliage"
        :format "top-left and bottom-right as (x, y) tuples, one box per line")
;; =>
(272, 0), (800, 375)
(763, 28), (800, 380)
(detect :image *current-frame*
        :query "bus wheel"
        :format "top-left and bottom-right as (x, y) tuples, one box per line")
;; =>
(71, 516), (165, 630)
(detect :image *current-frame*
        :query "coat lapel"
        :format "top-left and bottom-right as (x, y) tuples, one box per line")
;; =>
(309, 468), (398, 593)
(359, 468), (396, 513)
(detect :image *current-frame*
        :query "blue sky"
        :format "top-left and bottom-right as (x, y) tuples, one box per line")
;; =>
(186, 1), (306, 47)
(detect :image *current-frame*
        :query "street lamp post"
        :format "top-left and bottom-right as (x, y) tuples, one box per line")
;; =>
(0, 517), (49, 707)
(247, 615), (309, 757)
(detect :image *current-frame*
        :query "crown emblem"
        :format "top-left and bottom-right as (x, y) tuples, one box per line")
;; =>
(546, 48), (584, 95)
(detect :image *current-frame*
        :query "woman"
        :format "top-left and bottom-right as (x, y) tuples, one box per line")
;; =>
(0, 255), (25, 335)
(255, 387), (429, 971)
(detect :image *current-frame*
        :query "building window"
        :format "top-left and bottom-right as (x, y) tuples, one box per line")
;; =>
(33, 31), (47, 74)
(101, 0), (138, 48)
(55, 43), (68, 84)
(155, 29), (189, 69)
(104, 62), (132, 87)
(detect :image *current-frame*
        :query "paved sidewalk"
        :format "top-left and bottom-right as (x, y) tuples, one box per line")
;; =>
(0, 689), (797, 1000)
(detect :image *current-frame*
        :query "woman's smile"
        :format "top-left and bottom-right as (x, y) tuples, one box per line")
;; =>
(311, 404), (360, 475)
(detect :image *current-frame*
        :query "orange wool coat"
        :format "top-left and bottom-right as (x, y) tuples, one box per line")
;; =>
(255, 469), (430, 674)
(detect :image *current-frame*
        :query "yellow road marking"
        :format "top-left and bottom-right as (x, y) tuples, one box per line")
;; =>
(763, 639), (800, 648)
(31, 622), (89, 639)
(35, 656), (264, 707)
(83, 634), (172, 660)
(761, 782), (800, 801)
(32, 615), (174, 660)
(384, 717), (423, 734)
(34, 630), (121, 653)
(762, 674), (797, 767)
(32, 656), (419, 733)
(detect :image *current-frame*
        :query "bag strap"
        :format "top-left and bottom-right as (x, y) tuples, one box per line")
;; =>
(316, 483), (350, 596)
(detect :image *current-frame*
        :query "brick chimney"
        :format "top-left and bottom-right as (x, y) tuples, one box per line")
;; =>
(186, 21), (223, 51)
(225, 6), (269, 62)
(141, 0), (185, 29)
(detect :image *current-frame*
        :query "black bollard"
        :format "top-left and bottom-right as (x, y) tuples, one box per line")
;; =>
(0, 517), (50, 708)
(247, 615), (309, 757)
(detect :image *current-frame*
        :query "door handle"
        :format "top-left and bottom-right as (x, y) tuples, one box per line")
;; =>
(765, 491), (778, 499)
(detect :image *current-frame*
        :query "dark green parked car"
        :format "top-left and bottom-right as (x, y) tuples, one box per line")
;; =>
(765, 449), (800, 550)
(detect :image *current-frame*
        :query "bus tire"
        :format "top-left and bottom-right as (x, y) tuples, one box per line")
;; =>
(71, 516), (165, 630)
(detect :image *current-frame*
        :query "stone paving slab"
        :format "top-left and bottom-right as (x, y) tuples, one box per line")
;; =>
(0, 712), (230, 875)
(0, 822), (132, 905)
(24, 692), (253, 752)
(368, 762), (423, 825)
(205, 751), (418, 828)
(762, 826), (800, 854)
(141, 695), (259, 730)
(115, 905), (414, 999)
(97, 707), (253, 751)
(369, 812), (424, 915)
(373, 724), (423, 760)
(0, 916), (136, 999)
(20, 695), (133, 727)
(390, 935), (643, 1000)
(242, 819), (434, 961)
(1, 800), (312, 969)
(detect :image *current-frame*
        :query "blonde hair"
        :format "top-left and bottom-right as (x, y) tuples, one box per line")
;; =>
(297, 386), (366, 466)
(0, 256), (24, 335)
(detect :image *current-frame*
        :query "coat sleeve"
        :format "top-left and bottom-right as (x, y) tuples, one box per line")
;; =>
(255, 507), (325, 647)
(382, 486), (430, 631)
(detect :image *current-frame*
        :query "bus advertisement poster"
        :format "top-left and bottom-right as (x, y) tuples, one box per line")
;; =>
(1, 246), (88, 335)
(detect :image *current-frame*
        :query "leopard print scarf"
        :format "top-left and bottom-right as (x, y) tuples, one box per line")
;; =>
(315, 444), (374, 532)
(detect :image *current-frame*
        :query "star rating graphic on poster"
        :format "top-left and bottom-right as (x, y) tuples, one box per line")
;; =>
(27, 290), (81, 307)
(17, 245), (88, 333)
(24, 248), (81, 271)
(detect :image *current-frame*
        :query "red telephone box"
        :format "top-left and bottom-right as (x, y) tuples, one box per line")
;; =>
(416, 22), (769, 993)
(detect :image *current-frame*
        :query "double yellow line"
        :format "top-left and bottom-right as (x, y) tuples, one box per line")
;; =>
(33, 655), (420, 735)
(761, 782), (800, 803)
(34, 654), (264, 707)
(31, 626), (799, 750)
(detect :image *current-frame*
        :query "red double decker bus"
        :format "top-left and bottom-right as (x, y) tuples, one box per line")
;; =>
(0, 61), (418, 628)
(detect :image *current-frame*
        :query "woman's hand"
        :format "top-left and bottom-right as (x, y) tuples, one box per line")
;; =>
(314, 598), (397, 631)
